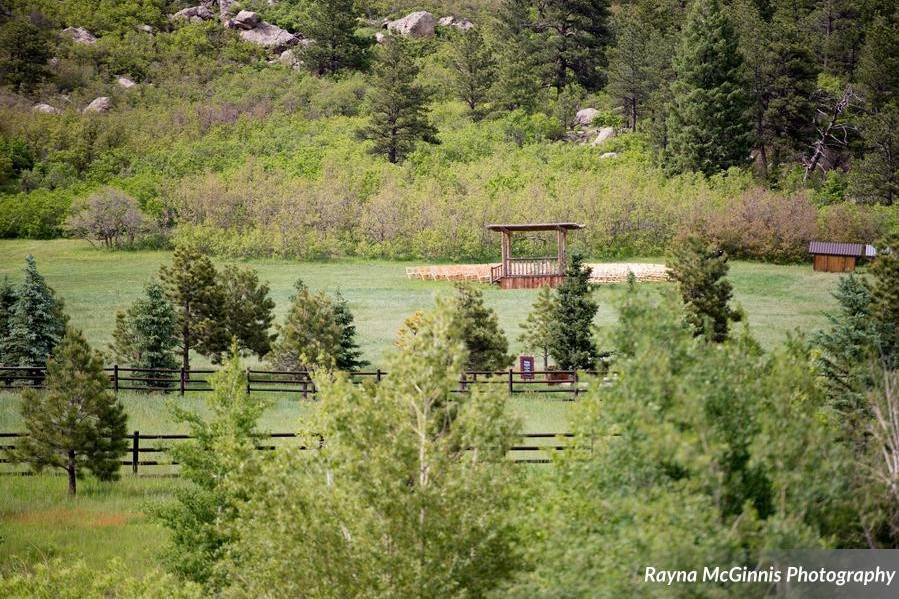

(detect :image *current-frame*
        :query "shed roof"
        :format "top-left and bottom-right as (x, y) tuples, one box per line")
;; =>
(808, 241), (865, 257)
(486, 223), (585, 232)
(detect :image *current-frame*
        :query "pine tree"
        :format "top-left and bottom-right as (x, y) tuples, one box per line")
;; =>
(445, 28), (495, 117)
(667, 235), (742, 343)
(489, 0), (545, 112)
(548, 253), (599, 370)
(663, 0), (752, 176)
(867, 234), (899, 368)
(333, 291), (367, 371)
(159, 246), (226, 372)
(849, 105), (899, 206)
(0, 277), (16, 357)
(300, 0), (372, 75)
(0, 18), (51, 92)
(218, 266), (276, 362)
(0, 255), (67, 367)
(518, 284), (557, 369)
(268, 280), (343, 371)
(356, 37), (438, 163)
(450, 283), (512, 372)
(110, 281), (179, 375)
(9, 327), (128, 496)
(855, 15), (899, 112)
(536, 0), (611, 91)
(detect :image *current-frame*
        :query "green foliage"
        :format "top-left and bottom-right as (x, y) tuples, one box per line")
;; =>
(8, 326), (128, 495)
(300, 0), (372, 75)
(158, 245), (225, 371)
(357, 37), (439, 163)
(109, 280), (178, 373)
(518, 284), (556, 369)
(866, 233), (899, 367)
(450, 282), (512, 371)
(216, 265), (276, 361)
(0, 255), (67, 366)
(849, 105), (899, 206)
(444, 28), (495, 116)
(663, 0), (752, 176)
(0, 276), (17, 346)
(548, 253), (599, 370)
(333, 290), (367, 370)
(668, 235), (741, 342)
(0, 18), (51, 92)
(268, 279), (343, 370)
(489, 0), (544, 112)
(535, 0), (611, 91)
(154, 347), (268, 589)
(219, 303), (522, 596)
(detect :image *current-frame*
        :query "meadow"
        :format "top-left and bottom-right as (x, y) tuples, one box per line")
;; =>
(0, 238), (849, 576)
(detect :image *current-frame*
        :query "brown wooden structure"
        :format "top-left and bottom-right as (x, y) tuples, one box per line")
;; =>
(808, 241), (876, 273)
(487, 223), (584, 289)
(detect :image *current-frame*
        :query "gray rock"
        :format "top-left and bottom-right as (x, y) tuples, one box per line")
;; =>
(279, 49), (302, 70)
(386, 11), (436, 38)
(232, 10), (261, 30)
(590, 127), (617, 146)
(62, 27), (97, 44)
(438, 16), (474, 30)
(219, 0), (238, 21)
(374, 31), (386, 44)
(239, 21), (299, 51)
(116, 76), (136, 89)
(83, 96), (112, 114)
(136, 24), (154, 33)
(172, 6), (214, 22)
(575, 108), (599, 127)
(32, 103), (61, 114)
(600, 152), (619, 159)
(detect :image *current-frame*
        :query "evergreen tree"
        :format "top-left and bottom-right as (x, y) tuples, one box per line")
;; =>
(9, 327), (128, 496)
(109, 281), (179, 374)
(548, 253), (599, 370)
(849, 105), (899, 206)
(159, 246), (226, 372)
(0, 277), (16, 355)
(333, 291), (367, 370)
(854, 14), (899, 112)
(300, 0), (372, 75)
(867, 234), (899, 368)
(518, 284), (557, 369)
(268, 280), (343, 371)
(0, 18), (51, 92)
(489, 0), (544, 112)
(450, 283), (512, 371)
(663, 0), (752, 176)
(445, 28), (495, 117)
(356, 37), (438, 163)
(667, 236), (742, 343)
(218, 266), (276, 361)
(0, 255), (67, 367)
(535, 0), (611, 91)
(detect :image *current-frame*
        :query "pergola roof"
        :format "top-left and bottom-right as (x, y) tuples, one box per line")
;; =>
(486, 222), (585, 232)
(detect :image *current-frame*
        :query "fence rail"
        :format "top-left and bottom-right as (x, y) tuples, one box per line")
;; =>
(0, 365), (607, 398)
(0, 430), (577, 472)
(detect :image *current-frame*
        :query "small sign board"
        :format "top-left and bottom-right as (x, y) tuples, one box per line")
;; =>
(519, 355), (535, 380)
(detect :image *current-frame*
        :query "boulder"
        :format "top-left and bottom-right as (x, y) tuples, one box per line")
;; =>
(136, 24), (154, 33)
(600, 152), (619, 159)
(590, 126), (616, 146)
(437, 16), (454, 26)
(83, 96), (112, 114)
(239, 21), (299, 52)
(32, 103), (61, 114)
(232, 10), (261, 30)
(437, 16), (473, 30)
(279, 49), (302, 70)
(62, 27), (97, 44)
(386, 11), (436, 38)
(575, 108), (599, 127)
(172, 6), (214, 22)
(116, 76), (136, 89)
(219, 0), (238, 21)
(374, 31), (386, 44)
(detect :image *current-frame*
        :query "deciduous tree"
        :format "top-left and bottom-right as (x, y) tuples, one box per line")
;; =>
(519, 284), (556, 369)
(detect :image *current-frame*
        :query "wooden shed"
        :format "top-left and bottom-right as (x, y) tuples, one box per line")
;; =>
(808, 241), (876, 272)
(486, 222), (584, 289)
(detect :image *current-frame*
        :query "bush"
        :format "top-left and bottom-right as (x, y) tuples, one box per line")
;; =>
(0, 189), (73, 238)
(65, 187), (149, 248)
(817, 202), (886, 243)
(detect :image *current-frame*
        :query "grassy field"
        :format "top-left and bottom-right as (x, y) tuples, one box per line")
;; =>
(0, 239), (849, 577)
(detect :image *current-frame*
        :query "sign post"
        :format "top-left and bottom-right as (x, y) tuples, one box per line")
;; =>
(519, 355), (535, 380)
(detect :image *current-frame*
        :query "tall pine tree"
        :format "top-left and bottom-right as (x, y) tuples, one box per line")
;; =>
(268, 280), (343, 371)
(300, 0), (371, 75)
(356, 36), (438, 163)
(10, 327), (128, 496)
(333, 291), (367, 370)
(548, 253), (599, 370)
(663, 0), (752, 176)
(535, 0), (611, 91)
(489, 0), (545, 112)
(518, 284), (557, 369)
(445, 28), (495, 117)
(0, 255), (67, 367)
(450, 283), (512, 372)
(218, 266), (276, 362)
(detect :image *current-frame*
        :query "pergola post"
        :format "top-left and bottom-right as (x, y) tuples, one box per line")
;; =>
(501, 229), (511, 277)
(556, 228), (567, 275)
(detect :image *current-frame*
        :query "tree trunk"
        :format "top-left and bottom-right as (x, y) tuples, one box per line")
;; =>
(182, 300), (191, 375)
(542, 347), (548, 370)
(67, 450), (76, 496)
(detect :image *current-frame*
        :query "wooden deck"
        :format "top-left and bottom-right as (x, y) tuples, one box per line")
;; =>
(406, 263), (670, 285)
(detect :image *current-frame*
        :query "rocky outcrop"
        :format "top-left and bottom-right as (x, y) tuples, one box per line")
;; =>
(575, 108), (599, 127)
(437, 15), (474, 31)
(385, 11), (436, 37)
(116, 76), (136, 88)
(232, 10), (261, 30)
(238, 21), (299, 51)
(172, 6), (214, 22)
(62, 27), (97, 44)
(32, 103), (61, 114)
(218, 0), (238, 21)
(83, 97), (112, 114)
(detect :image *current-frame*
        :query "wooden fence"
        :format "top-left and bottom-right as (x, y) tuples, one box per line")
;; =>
(0, 430), (577, 473)
(0, 365), (606, 398)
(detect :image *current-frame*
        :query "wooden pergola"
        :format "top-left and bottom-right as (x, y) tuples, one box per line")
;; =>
(487, 222), (585, 289)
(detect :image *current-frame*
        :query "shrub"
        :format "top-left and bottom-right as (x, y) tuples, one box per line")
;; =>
(817, 202), (885, 243)
(65, 187), (149, 248)
(0, 189), (72, 238)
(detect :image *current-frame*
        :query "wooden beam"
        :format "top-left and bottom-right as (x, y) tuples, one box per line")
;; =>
(557, 229), (567, 275)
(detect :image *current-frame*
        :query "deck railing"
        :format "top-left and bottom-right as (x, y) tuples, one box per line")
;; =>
(506, 257), (562, 277)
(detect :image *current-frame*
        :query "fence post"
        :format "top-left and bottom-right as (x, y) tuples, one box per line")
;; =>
(246, 367), (251, 395)
(460, 372), (467, 393)
(509, 368), (514, 394)
(132, 430), (139, 475)
(573, 370), (579, 399)
(113, 364), (119, 395)
(376, 368), (382, 383)
(180, 368), (186, 396)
